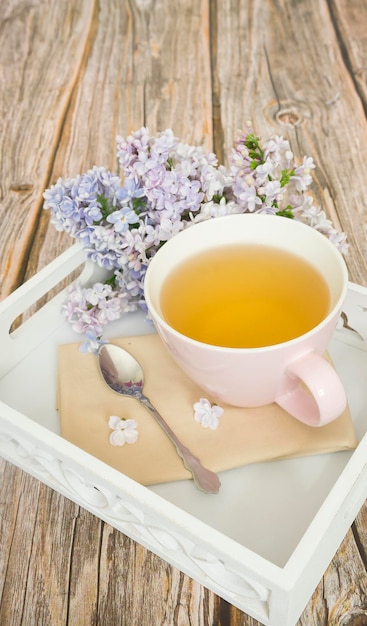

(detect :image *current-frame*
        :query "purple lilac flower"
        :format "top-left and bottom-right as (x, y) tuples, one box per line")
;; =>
(43, 127), (348, 348)
(79, 330), (109, 354)
(62, 281), (129, 339)
(107, 207), (139, 233)
(115, 178), (145, 202)
(43, 166), (122, 235)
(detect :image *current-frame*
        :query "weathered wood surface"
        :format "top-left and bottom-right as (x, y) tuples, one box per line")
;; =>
(1, 0), (367, 623)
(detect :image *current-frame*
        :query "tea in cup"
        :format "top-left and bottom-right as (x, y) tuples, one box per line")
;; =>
(144, 214), (348, 426)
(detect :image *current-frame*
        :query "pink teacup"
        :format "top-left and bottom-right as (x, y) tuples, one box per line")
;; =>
(144, 214), (348, 426)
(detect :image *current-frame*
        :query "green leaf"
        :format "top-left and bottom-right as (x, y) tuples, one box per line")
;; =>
(244, 133), (264, 162)
(212, 193), (223, 203)
(276, 206), (294, 219)
(97, 194), (112, 219)
(132, 197), (147, 214)
(105, 274), (117, 289)
(279, 168), (295, 188)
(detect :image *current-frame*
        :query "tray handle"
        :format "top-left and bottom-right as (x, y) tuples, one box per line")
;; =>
(0, 244), (102, 375)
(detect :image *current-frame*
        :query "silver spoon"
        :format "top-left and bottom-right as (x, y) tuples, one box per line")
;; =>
(98, 343), (221, 494)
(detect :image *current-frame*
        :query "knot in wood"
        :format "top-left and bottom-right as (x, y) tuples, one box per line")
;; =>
(340, 610), (367, 626)
(10, 182), (34, 194)
(276, 108), (302, 127)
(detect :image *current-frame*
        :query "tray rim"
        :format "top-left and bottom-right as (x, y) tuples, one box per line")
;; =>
(1, 243), (367, 626)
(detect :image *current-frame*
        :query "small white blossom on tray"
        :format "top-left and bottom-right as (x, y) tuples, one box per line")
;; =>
(108, 415), (139, 446)
(193, 398), (224, 430)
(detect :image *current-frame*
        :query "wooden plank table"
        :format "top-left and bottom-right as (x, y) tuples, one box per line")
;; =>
(1, 0), (367, 623)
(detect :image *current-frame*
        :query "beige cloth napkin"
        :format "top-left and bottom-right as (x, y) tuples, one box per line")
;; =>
(58, 334), (357, 486)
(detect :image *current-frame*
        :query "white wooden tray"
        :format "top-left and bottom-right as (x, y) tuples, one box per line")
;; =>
(1, 243), (367, 626)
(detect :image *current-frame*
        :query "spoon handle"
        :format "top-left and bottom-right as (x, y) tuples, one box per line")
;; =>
(139, 395), (221, 494)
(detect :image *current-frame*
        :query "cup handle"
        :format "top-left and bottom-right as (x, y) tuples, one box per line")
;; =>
(275, 352), (347, 427)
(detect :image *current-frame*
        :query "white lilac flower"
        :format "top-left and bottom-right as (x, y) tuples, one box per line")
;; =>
(234, 182), (262, 212)
(157, 217), (184, 240)
(193, 398), (224, 430)
(328, 231), (349, 254)
(264, 135), (290, 157)
(255, 158), (275, 182)
(108, 415), (139, 446)
(152, 128), (177, 159)
(301, 204), (332, 230)
(158, 202), (185, 223)
(193, 198), (240, 222)
(200, 164), (232, 200)
(84, 282), (113, 306)
(263, 179), (282, 206)
(97, 295), (127, 324)
(141, 223), (161, 248)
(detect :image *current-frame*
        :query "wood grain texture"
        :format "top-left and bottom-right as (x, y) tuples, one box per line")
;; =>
(0, 458), (216, 626)
(0, 0), (95, 297)
(2, 0), (367, 624)
(298, 524), (367, 626)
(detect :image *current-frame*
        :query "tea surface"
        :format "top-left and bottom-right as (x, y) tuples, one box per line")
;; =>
(160, 244), (330, 348)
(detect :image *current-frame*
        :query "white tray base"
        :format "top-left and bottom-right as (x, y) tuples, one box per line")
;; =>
(1, 247), (367, 626)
